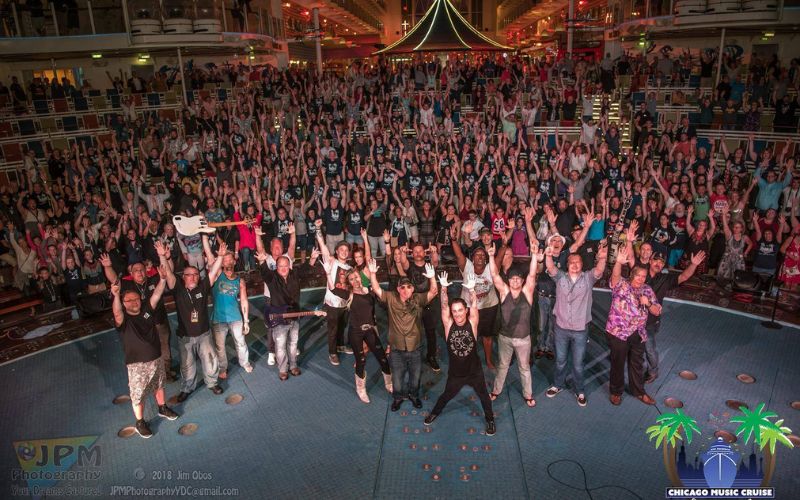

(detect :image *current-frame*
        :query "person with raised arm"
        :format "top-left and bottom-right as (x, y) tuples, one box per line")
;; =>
(257, 243), (321, 382)
(423, 271), (496, 436)
(315, 219), (352, 365)
(606, 245), (661, 406)
(368, 258), (438, 412)
(101, 251), (176, 381)
(642, 250), (705, 384)
(450, 224), (500, 370)
(210, 237), (252, 379)
(544, 236), (608, 407)
(487, 242), (540, 408)
(254, 224), (296, 366)
(159, 240), (226, 403)
(111, 265), (178, 439)
(397, 241), (442, 372)
(344, 266), (393, 403)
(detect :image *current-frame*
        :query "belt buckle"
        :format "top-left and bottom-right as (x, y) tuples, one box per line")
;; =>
(361, 324), (374, 331)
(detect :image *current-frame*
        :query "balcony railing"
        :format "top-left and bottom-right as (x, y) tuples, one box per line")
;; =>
(1, 0), (285, 40)
(612, 0), (782, 25)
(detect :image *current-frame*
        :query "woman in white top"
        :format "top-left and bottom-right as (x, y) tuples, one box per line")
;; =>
(450, 225), (500, 370)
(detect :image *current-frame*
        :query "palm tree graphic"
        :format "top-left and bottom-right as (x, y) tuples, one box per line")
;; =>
(730, 403), (794, 485)
(647, 408), (702, 486)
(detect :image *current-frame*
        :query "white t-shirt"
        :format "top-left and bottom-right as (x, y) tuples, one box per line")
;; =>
(461, 259), (498, 309)
(419, 107), (434, 128)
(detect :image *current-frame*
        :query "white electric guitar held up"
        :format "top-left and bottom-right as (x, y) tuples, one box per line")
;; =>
(173, 215), (256, 236)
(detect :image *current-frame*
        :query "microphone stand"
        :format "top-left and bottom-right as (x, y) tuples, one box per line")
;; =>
(761, 281), (782, 330)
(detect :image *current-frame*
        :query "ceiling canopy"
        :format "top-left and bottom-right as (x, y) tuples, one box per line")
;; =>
(374, 0), (513, 55)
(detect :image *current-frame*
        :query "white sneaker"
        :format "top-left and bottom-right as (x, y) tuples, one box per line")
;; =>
(267, 353), (276, 366)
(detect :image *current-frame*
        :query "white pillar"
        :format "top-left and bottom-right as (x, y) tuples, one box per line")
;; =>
(11, 1), (21, 37)
(312, 7), (322, 76)
(122, 0), (132, 43)
(50, 2), (59, 36)
(177, 47), (188, 105)
(567, 0), (574, 56)
(87, 1), (97, 34)
(220, 0), (228, 31)
(714, 28), (726, 91)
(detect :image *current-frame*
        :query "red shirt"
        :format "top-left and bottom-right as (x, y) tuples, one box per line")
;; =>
(490, 215), (508, 241)
(710, 193), (728, 213)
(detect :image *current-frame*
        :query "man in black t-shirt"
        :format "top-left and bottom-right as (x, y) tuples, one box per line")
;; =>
(642, 251), (704, 384)
(400, 242), (441, 372)
(111, 271), (179, 439)
(160, 241), (225, 403)
(101, 255), (176, 381)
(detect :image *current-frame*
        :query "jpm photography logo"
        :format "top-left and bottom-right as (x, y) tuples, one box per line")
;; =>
(12, 436), (101, 495)
(646, 404), (795, 499)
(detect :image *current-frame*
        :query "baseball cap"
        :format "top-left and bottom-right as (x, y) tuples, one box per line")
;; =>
(397, 277), (413, 287)
(652, 252), (667, 262)
(479, 227), (492, 235)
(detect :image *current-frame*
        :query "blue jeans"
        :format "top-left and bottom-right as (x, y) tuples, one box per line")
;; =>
(212, 321), (250, 374)
(536, 295), (555, 352)
(345, 233), (363, 245)
(273, 321), (299, 374)
(239, 247), (255, 272)
(553, 324), (588, 394)
(178, 331), (219, 393)
(390, 348), (422, 400)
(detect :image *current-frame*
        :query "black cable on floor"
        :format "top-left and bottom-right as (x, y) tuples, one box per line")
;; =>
(546, 459), (643, 500)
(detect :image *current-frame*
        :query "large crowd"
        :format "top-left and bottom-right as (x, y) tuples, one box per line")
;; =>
(0, 51), (799, 437)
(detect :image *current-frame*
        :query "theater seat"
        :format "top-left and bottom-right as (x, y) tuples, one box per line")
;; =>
(27, 140), (45, 158)
(73, 96), (89, 111)
(62, 116), (79, 132)
(52, 98), (69, 113)
(83, 114), (100, 129)
(40, 117), (58, 133)
(18, 119), (37, 136)
(0, 122), (13, 137)
(2, 143), (23, 162)
(33, 100), (50, 114)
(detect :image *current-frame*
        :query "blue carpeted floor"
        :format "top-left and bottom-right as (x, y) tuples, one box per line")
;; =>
(1, 288), (799, 499)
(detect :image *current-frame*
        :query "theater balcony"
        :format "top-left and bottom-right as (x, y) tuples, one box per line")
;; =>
(0, 0), (288, 59)
(608, 0), (800, 33)
(283, 0), (383, 36)
(498, 0), (569, 37)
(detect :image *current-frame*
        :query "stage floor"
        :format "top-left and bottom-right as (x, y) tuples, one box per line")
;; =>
(2, 289), (799, 499)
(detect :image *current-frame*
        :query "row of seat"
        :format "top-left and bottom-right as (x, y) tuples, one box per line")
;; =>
(0, 107), (180, 142)
(1, 85), (236, 118)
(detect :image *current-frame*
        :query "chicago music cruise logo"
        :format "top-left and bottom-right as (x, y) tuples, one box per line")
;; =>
(645, 403), (794, 499)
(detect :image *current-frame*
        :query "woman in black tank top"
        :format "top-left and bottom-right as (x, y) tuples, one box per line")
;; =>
(424, 280), (496, 436)
(346, 271), (392, 403)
